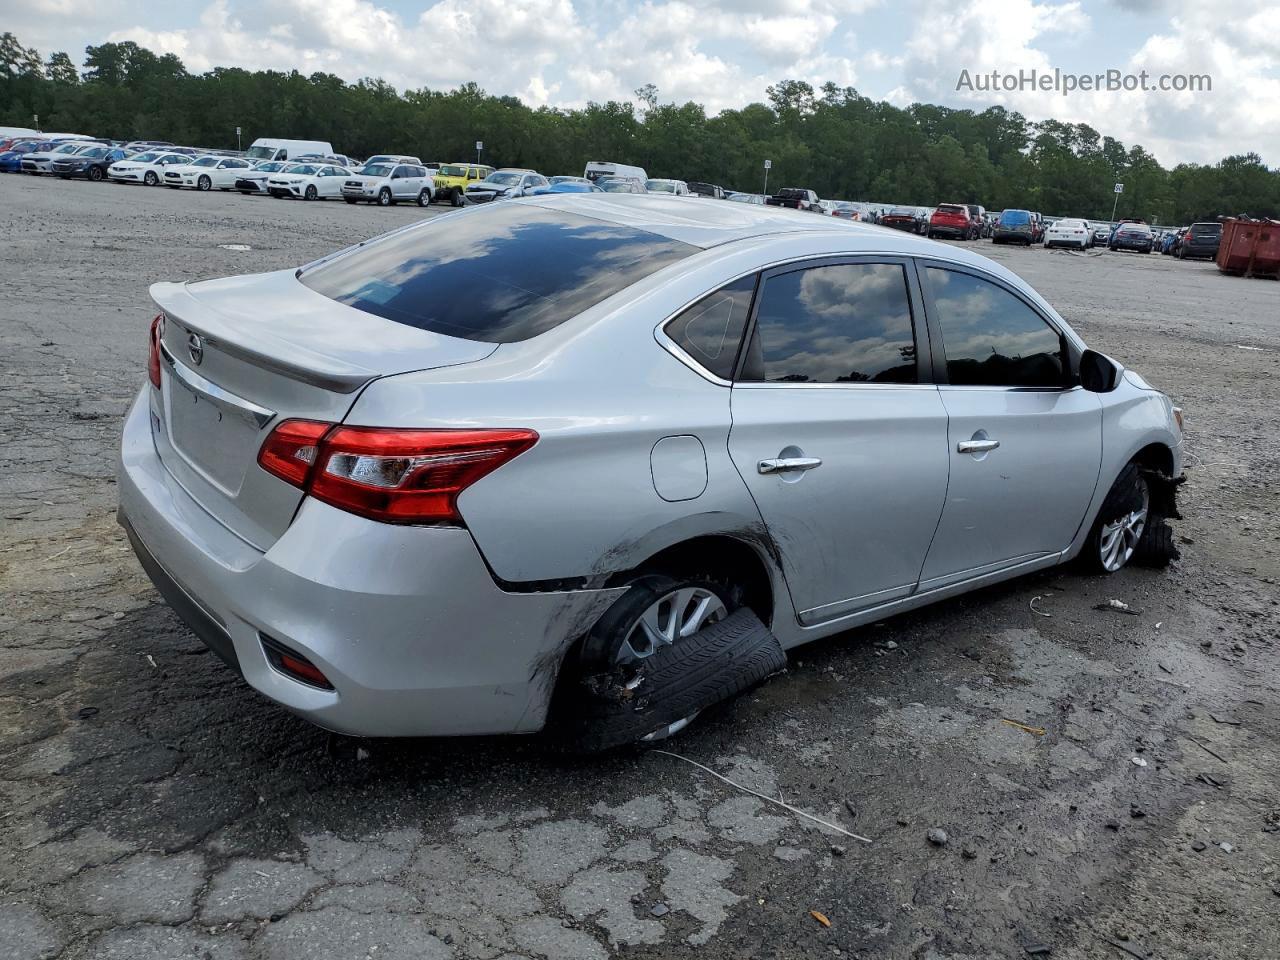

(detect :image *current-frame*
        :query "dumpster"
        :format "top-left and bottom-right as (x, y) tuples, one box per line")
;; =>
(1216, 217), (1280, 278)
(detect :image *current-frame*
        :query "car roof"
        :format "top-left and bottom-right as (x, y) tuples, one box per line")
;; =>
(522, 193), (994, 253)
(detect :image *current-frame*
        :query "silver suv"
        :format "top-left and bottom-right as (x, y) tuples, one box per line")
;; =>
(118, 196), (1184, 749)
(342, 162), (433, 206)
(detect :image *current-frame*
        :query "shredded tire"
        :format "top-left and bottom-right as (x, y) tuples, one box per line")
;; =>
(1132, 516), (1179, 568)
(548, 607), (786, 753)
(1080, 462), (1147, 574)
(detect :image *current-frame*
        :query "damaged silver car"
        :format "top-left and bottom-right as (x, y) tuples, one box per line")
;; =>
(117, 195), (1184, 749)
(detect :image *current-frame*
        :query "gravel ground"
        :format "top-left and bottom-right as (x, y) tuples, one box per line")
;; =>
(2, 174), (1278, 960)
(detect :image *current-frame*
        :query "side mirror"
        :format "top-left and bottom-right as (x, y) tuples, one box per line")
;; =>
(1079, 349), (1121, 393)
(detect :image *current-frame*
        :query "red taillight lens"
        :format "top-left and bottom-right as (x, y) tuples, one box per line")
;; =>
(257, 419), (331, 487)
(147, 314), (164, 388)
(310, 426), (538, 524)
(257, 422), (538, 525)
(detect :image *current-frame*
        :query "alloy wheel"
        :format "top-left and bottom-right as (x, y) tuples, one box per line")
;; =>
(615, 586), (727, 664)
(1098, 485), (1149, 572)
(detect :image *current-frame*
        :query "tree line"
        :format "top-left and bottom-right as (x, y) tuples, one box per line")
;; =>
(2, 33), (1278, 225)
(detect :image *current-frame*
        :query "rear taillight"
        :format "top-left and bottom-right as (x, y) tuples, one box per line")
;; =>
(257, 422), (538, 526)
(147, 314), (164, 388)
(258, 419), (330, 487)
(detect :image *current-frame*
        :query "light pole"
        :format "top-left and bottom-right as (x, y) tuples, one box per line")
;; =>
(762, 159), (771, 198)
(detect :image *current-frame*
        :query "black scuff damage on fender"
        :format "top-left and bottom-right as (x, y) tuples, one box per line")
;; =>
(526, 523), (786, 719)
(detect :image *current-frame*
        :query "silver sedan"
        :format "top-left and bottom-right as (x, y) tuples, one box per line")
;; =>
(117, 195), (1184, 748)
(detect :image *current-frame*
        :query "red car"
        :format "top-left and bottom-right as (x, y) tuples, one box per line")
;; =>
(927, 203), (976, 240)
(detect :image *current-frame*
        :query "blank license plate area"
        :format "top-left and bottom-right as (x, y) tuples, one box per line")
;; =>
(167, 377), (258, 494)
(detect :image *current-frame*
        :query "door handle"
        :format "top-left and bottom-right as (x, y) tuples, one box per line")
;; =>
(957, 439), (1000, 454)
(758, 457), (823, 475)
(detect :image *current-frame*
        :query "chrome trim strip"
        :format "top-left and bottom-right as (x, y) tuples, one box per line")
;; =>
(159, 341), (275, 429)
(798, 582), (913, 626)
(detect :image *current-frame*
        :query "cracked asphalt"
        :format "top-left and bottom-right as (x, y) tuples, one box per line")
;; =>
(2, 174), (1278, 960)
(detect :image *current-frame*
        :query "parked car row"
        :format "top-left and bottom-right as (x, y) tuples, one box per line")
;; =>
(3, 134), (1230, 270)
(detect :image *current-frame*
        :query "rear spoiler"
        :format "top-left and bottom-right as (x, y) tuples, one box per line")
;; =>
(151, 280), (377, 394)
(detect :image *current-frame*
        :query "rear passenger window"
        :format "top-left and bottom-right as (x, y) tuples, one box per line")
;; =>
(664, 275), (755, 380)
(740, 262), (917, 384)
(924, 267), (1066, 388)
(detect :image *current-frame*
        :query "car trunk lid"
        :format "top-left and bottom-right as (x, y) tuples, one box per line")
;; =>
(149, 270), (497, 550)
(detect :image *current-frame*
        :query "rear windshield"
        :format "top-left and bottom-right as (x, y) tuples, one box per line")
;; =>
(1190, 223), (1221, 235)
(777, 188), (808, 199)
(1000, 210), (1030, 224)
(439, 165), (469, 176)
(937, 204), (966, 214)
(300, 204), (696, 343)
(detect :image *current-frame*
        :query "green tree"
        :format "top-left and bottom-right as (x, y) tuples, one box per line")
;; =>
(45, 52), (78, 84)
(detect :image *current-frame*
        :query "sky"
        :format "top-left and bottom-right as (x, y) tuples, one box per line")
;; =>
(8, 0), (1279, 167)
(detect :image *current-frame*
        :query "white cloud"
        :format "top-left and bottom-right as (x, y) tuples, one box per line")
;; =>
(889, 0), (1279, 165)
(10, 0), (1277, 165)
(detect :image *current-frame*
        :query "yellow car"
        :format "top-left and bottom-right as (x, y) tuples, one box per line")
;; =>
(432, 163), (495, 206)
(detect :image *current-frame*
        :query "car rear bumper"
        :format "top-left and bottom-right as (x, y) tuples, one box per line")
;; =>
(1182, 242), (1219, 258)
(117, 389), (623, 737)
(929, 224), (967, 237)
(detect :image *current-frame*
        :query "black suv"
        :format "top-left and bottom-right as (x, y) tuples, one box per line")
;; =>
(1177, 222), (1222, 260)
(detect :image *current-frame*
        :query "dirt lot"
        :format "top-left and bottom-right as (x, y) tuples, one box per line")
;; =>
(1, 174), (1278, 960)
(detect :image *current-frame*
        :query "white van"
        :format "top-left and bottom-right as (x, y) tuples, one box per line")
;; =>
(584, 161), (647, 187)
(244, 138), (335, 163)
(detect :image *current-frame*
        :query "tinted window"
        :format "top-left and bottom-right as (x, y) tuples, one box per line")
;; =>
(301, 204), (696, 343)
(926, 268), (1065, 388)
(664, 275), (755, 380)
(740, 262), (917, 384)
(1000, 210), (1030, 225)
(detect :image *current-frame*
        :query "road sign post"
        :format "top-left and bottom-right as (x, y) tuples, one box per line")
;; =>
(476, 140), (484, 165)
(1110, 182), (1124, 222)
(236, 126), (241, 151)
(763, 159), (771, 198)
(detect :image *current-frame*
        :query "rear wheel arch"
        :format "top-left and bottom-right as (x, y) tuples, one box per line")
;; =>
(611, 534), (777, 629)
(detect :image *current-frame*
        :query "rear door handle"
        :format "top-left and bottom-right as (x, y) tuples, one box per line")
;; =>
(957, 439), (1000, 454)
(758, 457), (823, 475)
